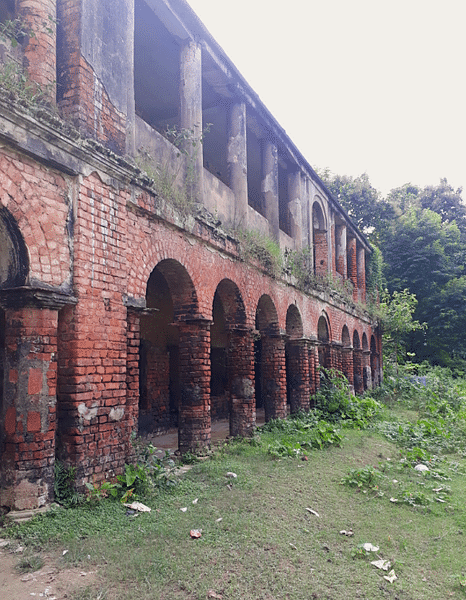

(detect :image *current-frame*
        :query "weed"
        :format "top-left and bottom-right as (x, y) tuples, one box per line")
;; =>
(341, 466), (382, 490)
(15, 554), (44, 573)
(54, 461), (83, 508)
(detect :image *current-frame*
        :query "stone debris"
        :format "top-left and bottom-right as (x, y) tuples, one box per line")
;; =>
(414, 464), (429, 472)
(190, 529), (202, 539)
(225, 472), (237, 479)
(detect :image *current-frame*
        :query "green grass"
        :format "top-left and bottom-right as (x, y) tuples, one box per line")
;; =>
(3, 424), (466, 599)
(4, 368), (466, 599)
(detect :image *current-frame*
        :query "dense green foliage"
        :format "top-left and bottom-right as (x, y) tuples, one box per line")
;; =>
(320, 170), (466, 369)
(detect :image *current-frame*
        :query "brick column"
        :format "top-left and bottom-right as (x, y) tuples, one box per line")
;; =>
(262, 140), (279, 242)
(308, 338), (319, 401)
(227, 102), (248, 229)
(261, 333), (286, 421)
(314, 229), (328, 276)
(287, 338), (310, 413)
(125, 308), (140, 455)
(0, 289), (75, 510)
(228, 326), (255, 437)
(17, 0), (57, 102)
(341, 346), (354, 389)
(178, 318), (211, 453)
(347, 236), (358, 301)
(331, 342), (343, 372)
(357, 244), (366, 303)
(180, 39), (204, 203)
(353, 348), (364, 394)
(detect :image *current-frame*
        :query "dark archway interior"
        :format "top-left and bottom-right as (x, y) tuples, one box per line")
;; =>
(210, 290), (229, 418)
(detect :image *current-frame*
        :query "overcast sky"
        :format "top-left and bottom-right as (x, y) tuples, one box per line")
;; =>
(187, 0), (465, 197)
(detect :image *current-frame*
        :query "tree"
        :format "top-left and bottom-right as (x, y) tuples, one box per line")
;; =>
(319, 170), (394, 239)
(379, 289), (425, 367)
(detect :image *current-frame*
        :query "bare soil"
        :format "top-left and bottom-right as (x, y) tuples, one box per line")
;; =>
(0, 547), (97, 600)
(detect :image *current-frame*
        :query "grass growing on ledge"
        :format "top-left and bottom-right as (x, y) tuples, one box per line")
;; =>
(4, 367), (466, 599)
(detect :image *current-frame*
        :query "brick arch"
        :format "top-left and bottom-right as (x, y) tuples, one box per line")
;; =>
(256, 294), (280, 336)
(127, 235), (200, 303)
(317, 313), (331, 343)
(154, 259), (199, 320)
(0, 205), (29, 288)
(214, 278), (246, 327)
(286, 304), (303, 340)
(362, 332), (369, 351)
(342, 324), (351, 348)
(312, 198), (327, 230)
(0, 151), (70, 287)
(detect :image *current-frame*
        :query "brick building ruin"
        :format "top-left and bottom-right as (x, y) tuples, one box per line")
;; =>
(0, 0), (382, 511)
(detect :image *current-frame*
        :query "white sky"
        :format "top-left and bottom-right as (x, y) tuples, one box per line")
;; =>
(187, 0), (465, 197)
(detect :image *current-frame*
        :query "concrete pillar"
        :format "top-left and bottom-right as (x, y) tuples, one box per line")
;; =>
(262, 139), (279, 242)
(288, 171), (303, 249)
(363, 349), (371, 390)
(177, 318), (211, 453)
(287, 338), (310, 413)
(336, 224), (347, 278)
(16, 0), (57, 102)
(347, 236), (358, 301)
(227, 327), (255, 437)
(261, 333), (286, 421)
(357, 244), (366, 303)
(180, 39), (204, 203)
(227, 102), (248, 229)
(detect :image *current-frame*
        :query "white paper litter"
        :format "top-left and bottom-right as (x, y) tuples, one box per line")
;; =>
(305, 508), (320, 517)
(371, 559), (391, 571)
(362, 543), (379, 552)
(180, 507), (187, 512)
(123, 502), (151, 512)
(384, 569), (397, 583)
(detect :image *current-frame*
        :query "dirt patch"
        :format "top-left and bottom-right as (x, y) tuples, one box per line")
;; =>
(0, 547), (98, 599)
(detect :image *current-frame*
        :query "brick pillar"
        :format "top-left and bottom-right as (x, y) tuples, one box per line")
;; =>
(332, 342), (343, 373)
(180, 39), (204, 203)
(336, 224), (347, 278)
(227, 102), (248, 229)
(288, 171), (303, 250)
(287, 339), (310, 413)
(262, 139), (279, 242)
(0, 289), (74, 510)
(342, 346), (354, 389)
(17, 0), (57, 102)
(125, 308), (140, 454)
(261, 334), (286, 421)
(357, 244), (366, 303)
(308, 339), (319, 401)
(228, 327), (255, 437)
(314, 229), (328, 276)
(178, 318), (211, 453)
(347, 236), (358, 301)
(353, 348), (364, 394)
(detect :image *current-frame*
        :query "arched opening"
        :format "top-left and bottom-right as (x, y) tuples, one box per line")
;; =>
(285, 304), (304, 414)
(255, 295), (284, 422)
(362, 333), (369, 390)
(370, 335), (378, 388)
(138, 259), (199, 449)
(317, 314), (331, 378)
(312, 201), (327, 276)
(0, 207), (28, 499)
(211, 279), (252, 438)
(341, 325), (353, 386)
(352, 330), (363, 393)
